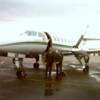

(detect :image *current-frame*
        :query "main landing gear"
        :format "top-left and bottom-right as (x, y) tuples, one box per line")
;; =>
(13, 58), (27, 79)
(33, 55), (39, 70)
(83, 56), (89, 73)
(83, 64), (89, 73)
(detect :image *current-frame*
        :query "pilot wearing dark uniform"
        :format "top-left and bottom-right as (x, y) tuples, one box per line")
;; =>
(45, 47), (53, 79)
(55, 49), (63, 80)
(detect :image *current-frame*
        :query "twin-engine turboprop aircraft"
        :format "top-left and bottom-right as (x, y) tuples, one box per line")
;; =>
(0, 30), (99, 78)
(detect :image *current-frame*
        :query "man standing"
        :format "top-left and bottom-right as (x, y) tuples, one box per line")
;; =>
(45, 47), (54, 79)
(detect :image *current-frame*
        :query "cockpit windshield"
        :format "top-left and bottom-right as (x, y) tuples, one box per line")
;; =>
(24, 31), (37, 36)
(20, 31), (46, 40)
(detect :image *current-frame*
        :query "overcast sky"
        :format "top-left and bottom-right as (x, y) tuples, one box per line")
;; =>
(0, 0), (100, 48)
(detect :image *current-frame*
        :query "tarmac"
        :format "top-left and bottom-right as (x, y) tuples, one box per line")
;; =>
(0, 56), (100, 100)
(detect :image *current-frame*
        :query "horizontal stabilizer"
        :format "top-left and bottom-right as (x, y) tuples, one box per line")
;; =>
(83, 38), (100, 41)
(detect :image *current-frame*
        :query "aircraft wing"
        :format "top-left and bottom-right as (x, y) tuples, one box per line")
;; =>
(61, 48), (100, 56)
(86, 49), (100, 53)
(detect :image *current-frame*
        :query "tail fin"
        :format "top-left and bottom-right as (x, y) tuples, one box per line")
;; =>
(73, 35), (100, 48)
(73, 34), (84, 48)
(73, 25), (90, 48)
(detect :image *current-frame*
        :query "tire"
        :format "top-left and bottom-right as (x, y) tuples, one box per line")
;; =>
(83, 65), (89, 73)
(16, 70), (22, 79)
(33, 62), (39, 70)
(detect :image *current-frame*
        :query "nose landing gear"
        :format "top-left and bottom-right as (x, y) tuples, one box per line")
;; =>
(13, 58), (27, 79)
(33, 55), (39, 70)
(83, 64), (89, 73)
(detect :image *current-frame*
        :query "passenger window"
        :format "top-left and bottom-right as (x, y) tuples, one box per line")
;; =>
(57, 37), (59, 41)
(61, 38), (63, 42)
(32, 31), (37, 36)
(64, 38), (66, 43)
(53, 36), (56, 41)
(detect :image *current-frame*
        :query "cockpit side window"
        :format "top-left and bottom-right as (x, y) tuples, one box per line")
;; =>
(38, 32), (46, 39)
(38, 32), (43, 37)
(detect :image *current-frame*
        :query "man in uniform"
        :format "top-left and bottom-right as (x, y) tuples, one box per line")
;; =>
(55, 49), (63, 80)
(45, 47), (54, 79)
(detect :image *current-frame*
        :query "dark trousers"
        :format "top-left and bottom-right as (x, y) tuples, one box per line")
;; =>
(56, 62), (62, 79)
(45, 63), (52, 79)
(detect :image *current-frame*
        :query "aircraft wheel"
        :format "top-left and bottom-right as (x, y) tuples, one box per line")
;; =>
(16, 69), (22, 79)
(83, 65), (89, 73)
(33, 62), (39, 70)
(16, 68), (27, 79)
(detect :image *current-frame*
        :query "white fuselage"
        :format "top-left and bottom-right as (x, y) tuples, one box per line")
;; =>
(0, 31), (74, 54)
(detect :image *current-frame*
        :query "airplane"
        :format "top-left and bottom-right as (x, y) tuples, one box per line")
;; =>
(0, 30), (99, 79)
